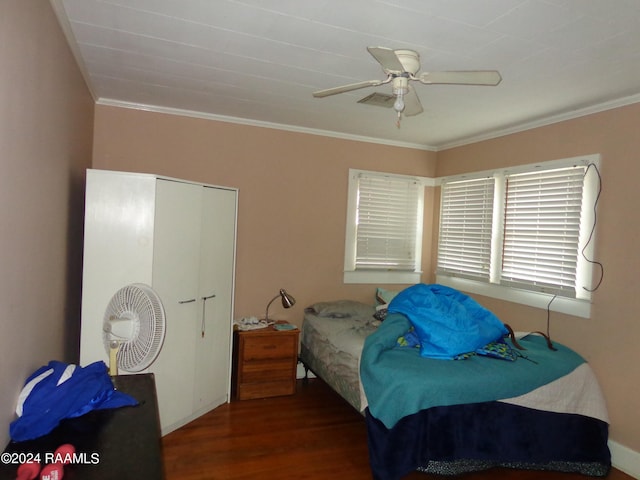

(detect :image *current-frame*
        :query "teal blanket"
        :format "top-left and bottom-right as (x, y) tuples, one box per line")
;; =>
(360, 313), (585, 429)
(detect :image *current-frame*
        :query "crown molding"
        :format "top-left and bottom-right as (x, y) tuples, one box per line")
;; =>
(435, 93), (640, 151)
(97, 92), (640, 153)
(95, 98), (436, 152)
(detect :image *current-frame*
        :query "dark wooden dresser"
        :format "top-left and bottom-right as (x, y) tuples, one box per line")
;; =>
(0, 373), (164, 479)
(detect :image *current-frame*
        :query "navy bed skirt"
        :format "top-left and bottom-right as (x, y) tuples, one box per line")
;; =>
(365, 401), (610, 480)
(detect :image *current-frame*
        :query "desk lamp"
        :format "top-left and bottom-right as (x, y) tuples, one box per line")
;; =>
(264, 289), (296, 323)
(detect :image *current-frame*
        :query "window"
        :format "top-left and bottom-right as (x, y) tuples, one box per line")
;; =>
(344, 169), (432, 284)
(501, 167), (586, 296)
(437, 177), (495, 281)
(436, 155), (601, 318)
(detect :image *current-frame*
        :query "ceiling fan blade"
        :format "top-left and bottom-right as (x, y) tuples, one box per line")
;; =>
(419, 70), (502, 86)
(367, 46), (405, 73)
(403, 86), (423, 117)
(313, 79), (385, 98)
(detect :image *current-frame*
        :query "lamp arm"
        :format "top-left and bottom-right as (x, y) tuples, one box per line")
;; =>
(264, 294), (280, 322)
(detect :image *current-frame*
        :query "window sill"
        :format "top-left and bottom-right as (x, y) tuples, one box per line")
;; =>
(344, 270), (422, 285)
(436, 275), (592, 319)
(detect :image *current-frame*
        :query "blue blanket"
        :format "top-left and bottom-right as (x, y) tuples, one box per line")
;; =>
(388, 284), (508, 359)
(360, 312), (585, 429)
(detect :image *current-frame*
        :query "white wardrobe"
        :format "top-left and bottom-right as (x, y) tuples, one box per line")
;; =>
(80, 169), (237, 435)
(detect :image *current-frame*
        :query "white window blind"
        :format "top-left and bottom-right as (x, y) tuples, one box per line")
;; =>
(354, 173), (421, 271)
(501, 166), (586, 296)
(437, 177), (495, 280)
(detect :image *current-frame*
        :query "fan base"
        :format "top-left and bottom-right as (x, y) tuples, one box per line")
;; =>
(393, 49), (420, 75)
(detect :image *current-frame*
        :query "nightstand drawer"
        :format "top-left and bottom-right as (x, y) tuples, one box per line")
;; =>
(238, 380), (295, 400)
(241, 335), (296, 361)
(241, 359), (295, 383)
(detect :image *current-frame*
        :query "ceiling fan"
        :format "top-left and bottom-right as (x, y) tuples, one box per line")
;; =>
(313, 47), (502, 127)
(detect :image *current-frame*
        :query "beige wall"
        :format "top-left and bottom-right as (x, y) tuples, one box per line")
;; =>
(436, 103), (640, 453)
(2, 0), (636, 464)
(93, 102), (640, 456)
(92, 105), (437, 322)
(0, 1), (94, 446)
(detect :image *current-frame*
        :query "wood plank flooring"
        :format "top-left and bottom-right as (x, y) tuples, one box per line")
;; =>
(162, 378), (633, 480)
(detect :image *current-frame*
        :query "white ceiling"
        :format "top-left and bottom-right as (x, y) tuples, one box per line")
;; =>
(51, 0), (640, 150)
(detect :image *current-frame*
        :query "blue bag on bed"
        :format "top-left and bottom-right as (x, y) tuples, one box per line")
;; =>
(388, 284), (508, 360)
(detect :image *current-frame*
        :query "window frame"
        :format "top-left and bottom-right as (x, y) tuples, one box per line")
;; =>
(343, 169), (434, 284)
(436, 154), (600, 318)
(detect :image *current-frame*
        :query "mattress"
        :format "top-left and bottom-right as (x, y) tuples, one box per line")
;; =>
(299, 301), (377, 412)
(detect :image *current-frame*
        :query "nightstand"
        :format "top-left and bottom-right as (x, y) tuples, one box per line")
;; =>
(232, 325), (300, 400)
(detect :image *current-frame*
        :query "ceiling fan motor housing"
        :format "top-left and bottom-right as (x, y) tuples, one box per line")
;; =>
(393, 49), (420, 75)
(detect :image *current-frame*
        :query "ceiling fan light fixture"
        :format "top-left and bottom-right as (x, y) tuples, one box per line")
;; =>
(393, 92), (405, 113)
(392, 76), (409, 113)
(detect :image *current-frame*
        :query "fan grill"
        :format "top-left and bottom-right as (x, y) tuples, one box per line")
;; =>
(103, 283), (166, 372)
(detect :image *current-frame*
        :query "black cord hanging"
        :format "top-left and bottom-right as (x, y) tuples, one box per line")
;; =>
(581, 163), (604, 292)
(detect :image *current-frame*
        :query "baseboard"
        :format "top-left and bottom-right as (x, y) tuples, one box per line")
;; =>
(160, 394), (228, 436)
(610, 440), (640, 479)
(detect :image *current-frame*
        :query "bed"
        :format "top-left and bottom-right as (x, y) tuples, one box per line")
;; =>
(300, 299), (377, 412)
(299, 284), (611, 480)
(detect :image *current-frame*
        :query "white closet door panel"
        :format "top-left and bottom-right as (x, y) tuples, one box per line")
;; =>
(193, 186), (237, 411)
(80, 171), (156, 367)
(151, 179), (202, 431)
(80, 170), (237, 435)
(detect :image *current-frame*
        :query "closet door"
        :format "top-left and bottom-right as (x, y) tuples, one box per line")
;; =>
(193, 186), (237, 411)
(151, 179), (203, 431)
(80, 171), (156, 367)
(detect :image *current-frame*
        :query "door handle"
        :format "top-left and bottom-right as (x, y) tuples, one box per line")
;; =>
(178, 298), (196, 304)
(201, 293), (216, 337)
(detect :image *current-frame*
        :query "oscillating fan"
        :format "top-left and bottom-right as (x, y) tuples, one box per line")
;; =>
(102, 283), (166, 375)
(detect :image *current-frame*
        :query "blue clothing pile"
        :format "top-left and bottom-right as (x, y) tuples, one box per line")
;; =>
(10, 361), (138, 442)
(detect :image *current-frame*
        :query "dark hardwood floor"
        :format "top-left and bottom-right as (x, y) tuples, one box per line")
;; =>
(162, 378), (633, 480)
